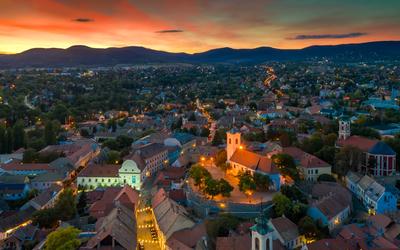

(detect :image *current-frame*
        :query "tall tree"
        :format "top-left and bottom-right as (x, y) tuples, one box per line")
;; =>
(44, 121), (57, 145)
(45, 227), (81, 250)
(12, 119), (25, 150)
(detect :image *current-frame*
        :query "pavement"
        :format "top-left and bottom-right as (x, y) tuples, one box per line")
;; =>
(136, 177), (161, 250)
(192, 163), (276, 204)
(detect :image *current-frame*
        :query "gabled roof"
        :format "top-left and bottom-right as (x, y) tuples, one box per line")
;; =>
(167, 223), (207, 250)
(229, 149), (278, 174)
(86, 203), (136, 250)
(270, 217), (299, 242)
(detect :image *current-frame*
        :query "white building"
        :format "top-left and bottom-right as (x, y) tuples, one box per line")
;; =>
(77, 160), (141, 190)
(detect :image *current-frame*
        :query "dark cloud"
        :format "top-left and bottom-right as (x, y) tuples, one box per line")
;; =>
(72, 18), (95, 23)
(155, 29), (184, 33)
(290, 32), (368, 40)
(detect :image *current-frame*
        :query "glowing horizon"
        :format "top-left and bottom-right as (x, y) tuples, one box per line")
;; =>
(0, 0), (399, 54)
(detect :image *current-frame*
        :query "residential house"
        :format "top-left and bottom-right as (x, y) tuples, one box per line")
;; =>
(307, 182), (352, 231)
(89, 185), (139, 219)
(151, 188), (195, 250)
(83, 203), (137, 250)
(268, 216), (305, 249)
(166, 223), (208, 250)
(281, 147), (331, 182)
(345, 171), (398, 214)
(20, 184), (62, 211)
(0, 174), (31, 201)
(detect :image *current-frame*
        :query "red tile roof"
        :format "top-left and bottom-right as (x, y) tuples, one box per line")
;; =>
(1, 162), (52, 171)
(230, 149), (278, 174)
(78, 164), (119, 177)
(336, 135), (378, 152)
(167, 223), (207, 250)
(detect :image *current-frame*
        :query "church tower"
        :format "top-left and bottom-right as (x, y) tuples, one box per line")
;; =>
(226, 128), (241, 161)
(338, 118), (351, 140)
(251, 214), (274, 250)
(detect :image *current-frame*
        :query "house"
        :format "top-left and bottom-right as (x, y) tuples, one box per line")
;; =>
(83, 203), (137, 250)
(268, 216), (305, 249)
(77, 160), (141, 190)
(331, 214), (400, 250)
(125, 143), (169, 182)
(0, 208), (34, 240)
(164, 133), (197, 153)
(307, 182), (352, 231)
(345, 171), (398, 214)
(20, 184), (62, 211)
(0, 162), (53, 176)
(281, 147), (331, 182)
(151, 188), (195, 250)
(0, 174), (31, 201)
(0, 224), (38, 250)
(40, 140), (100, 168)
(336, 119), (396, 176)
(227, 129), (281, 190)
(30, 171), (65, 190)
(166, 222), (208, 250)
(89, 185), (139, 219)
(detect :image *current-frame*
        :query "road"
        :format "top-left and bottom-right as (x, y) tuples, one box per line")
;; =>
(24, 95), (35, 110)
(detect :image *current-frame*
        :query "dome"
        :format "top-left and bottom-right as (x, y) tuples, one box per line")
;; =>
(120, 160), (140, 173)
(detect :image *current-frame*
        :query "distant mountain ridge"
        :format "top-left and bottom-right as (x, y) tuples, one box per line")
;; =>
(0, 41), (399, 68)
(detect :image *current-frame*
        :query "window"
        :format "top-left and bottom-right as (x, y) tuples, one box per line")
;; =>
(255, 238), (260, 250)
(235, 139), (238, 144)
(229, 138), (231, 144)
(315, 169), (318, 174)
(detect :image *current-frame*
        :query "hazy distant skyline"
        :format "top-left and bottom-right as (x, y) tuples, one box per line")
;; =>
(1, 0), (399, 54)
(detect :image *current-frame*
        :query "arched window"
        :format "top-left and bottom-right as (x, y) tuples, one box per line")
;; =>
(266, 238), (270, 250)
(255, 237), (260, 250)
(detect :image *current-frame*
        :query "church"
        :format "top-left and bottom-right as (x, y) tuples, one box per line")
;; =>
(336, 118), (397, 176)
(226, 128), (282, 190)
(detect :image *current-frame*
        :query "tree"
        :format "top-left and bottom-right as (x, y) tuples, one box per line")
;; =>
(106, 150), (121, 164)
(249, 102), (257, 111)
(218, 178), (233, 197)
(189, 112), (196, 121)
(204, 178), (220, 199)
(54, 188), (77, 221)
(107, 118), (117, 132)
(253, 172), (271, 191)
(189, 164), (211, 188)
(45, 227), (81, 250)
(272, 194), (291, 217)
(238, 171), (256, 194)
(280, 185), (307, 203)
(50, 103), (69, 124)
(32, 208), (58, 228)
(12, 119), (26, 150)
(298, 216), (319, 240)
(334, 146), (363, 176)
(215, 149), (227, 167)
(200, 127), (210, 137)
(44, 120), (57, 145)
(23, 148), (39, 163)
(4, 127), (13, 153)
(0, 125), (5, 153)
(317, 174), (336, 182)
(77, 191), (87, 215)
(272, 153), (299, 181)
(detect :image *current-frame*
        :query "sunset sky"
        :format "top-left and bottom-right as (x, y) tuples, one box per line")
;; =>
(0, 0), (399, 54)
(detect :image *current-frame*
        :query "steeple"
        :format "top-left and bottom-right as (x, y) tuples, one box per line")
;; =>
(251, 213), (274, 250)
(338, 117), (351, 140)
